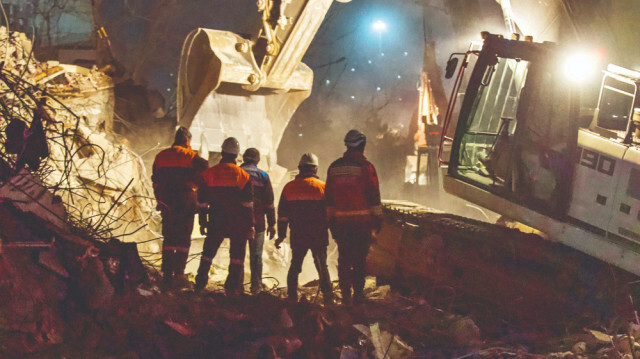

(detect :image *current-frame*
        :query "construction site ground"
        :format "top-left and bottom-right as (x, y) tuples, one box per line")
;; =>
(4, 192), (640, 359)
(8, 270), (640, 359)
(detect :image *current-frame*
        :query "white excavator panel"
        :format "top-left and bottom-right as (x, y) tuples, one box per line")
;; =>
(568, 130), (627, 231)
(607, 147), (640, 243)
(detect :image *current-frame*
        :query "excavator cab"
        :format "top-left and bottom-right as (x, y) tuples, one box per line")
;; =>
(440, 32), (640, 277)
(441, 33), (577, 217)
(177, 0), (350, 170)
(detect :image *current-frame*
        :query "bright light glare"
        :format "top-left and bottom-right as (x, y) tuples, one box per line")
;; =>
(372, 20), (387, 32)
(564, 52), (598, 83)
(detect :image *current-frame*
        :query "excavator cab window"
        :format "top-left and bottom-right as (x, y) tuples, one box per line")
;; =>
(440, 52), (479, 163)
(593, 75), (636, 139)
(455, 57), (529, 189)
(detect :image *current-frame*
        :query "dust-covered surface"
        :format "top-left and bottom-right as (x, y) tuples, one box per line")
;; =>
(0, 26), (161, 251)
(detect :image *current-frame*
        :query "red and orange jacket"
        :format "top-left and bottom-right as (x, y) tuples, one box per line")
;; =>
(200, 159), (254, 237)
(278, 173), (328, 248)
(152, 145), (208, 211)
(325, 150), (382, 231)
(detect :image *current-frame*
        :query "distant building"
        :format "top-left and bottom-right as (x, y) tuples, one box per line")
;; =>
(1, 0), (93, 47)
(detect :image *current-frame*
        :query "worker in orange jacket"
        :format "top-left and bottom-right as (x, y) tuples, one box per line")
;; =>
(152, 126), (208, 289)
(276, 153), (333, 304)
(195, 137), (254, 295)
(325, 129), (382, 305)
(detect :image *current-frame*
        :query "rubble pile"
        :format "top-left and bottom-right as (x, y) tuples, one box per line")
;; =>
(0, 27), (159, 249)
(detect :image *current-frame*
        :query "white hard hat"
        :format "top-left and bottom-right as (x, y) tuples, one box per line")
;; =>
(299, 153), (319, 167)
(344, 129), (366, 148)
(221, 137), (240, 155)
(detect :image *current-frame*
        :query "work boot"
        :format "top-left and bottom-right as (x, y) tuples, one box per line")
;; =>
(353, 293), (366, 306)
(225, 264), (244, 297)
(323, 294), (335, 306)
(161, 274), (173, 292)
(194, 275), (207, 293)
(173, 274), (193, 291)
(340, 286), (352, 306)
(251, 282), (266, 295)
(225, 286), (243, 297)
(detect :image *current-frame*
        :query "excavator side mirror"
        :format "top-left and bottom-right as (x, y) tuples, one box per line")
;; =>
(445, 57), (459, 79)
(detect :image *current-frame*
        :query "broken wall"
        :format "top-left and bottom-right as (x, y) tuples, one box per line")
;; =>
(0, 27), (161, 259)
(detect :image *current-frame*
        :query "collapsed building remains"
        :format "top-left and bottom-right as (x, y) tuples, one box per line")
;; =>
(0, 27), (160, 251)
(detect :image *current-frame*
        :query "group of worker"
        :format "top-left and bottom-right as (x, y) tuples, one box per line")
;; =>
(152, 127), (382, 305)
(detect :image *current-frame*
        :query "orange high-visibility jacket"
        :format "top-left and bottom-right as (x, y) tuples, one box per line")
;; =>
(200, 160), (254, 237)
(152, 145), (208, 209)
(278, 174), (328, 247)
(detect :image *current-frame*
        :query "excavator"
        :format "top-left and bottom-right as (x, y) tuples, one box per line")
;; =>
(439, 33), (640, 277)
(371, 0), (640, 328)
(176, 0), (349, 173)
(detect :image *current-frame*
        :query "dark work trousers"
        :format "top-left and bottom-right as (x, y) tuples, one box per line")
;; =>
(287, 243), (332, 300)
(196, 231), (248, 295)
(249, 231), (265, 292)
(334, 229), (371, 301)
(161, 208), (194, 278)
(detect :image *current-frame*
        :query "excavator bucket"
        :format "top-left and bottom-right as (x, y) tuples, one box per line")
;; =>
(176, 0), (349, 169)
(177, 28), (312, 169)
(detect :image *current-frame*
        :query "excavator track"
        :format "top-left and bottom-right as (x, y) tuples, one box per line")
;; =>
(368, 200), (640, 330)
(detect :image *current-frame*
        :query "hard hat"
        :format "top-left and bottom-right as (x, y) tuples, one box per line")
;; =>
(221, 137), (240, 155)
(243, 148), (260, 163)
(174, 126), (192, 146)
(298, 153), (319, 167)
(344, 129), (366, 148)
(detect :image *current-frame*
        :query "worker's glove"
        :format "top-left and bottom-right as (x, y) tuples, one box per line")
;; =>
(274, 237), (285, 249)
(248, 226), (256, 240)
(267, 225), (276, 240)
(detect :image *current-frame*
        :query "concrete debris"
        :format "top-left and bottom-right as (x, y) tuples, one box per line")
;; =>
(0, 26), (159, 255)
(448, 316), (481, 347)
(38, 249), (70, 278)
(164, 320), (195, 336)
(370, 322), (414, 359)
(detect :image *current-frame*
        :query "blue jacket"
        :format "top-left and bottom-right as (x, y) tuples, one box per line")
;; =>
(241, 163), (276, 232)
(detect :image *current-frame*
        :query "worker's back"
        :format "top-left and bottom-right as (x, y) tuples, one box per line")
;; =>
(326, 150), (381, 227)
(152, 145), (207, 210)
(280, 174), (328, 245)
(201, 161), (253, 236)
